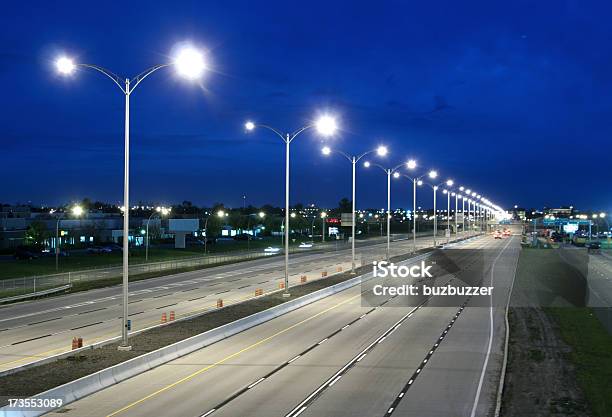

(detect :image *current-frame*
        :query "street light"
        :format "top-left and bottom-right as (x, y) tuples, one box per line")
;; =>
(363, 160), (413, 260)
(398, 163), (435, 254)
(145, 206), (170, 261)
(422, 176), (452, 247)
(321, 144), (387, 272)
(55, 44), (207, 350)
(320, 212), (327, 242)
(444, 179), (454, 243)
(246, 211), (265, 251)
(54, 205), (84, 271)
(245, 116), (338, 296)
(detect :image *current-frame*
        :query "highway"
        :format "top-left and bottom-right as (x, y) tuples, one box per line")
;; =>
(43, 234), (519, 417)
(0, 233), (448, 373)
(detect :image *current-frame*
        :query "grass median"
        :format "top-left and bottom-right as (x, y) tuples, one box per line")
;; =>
(502, 247), (612, 417)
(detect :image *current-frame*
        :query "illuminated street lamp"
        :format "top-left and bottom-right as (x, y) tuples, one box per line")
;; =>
(443, 179), (454, 243)
(322, 145), (387, 272)
(320, 211), (327, 242)
(245, 116), (338, 295)
(399, 164), (435, 253)
(423, 177), (452, 247)
(364, 160), (415, 260)
(54, 205), (84, 271)
(55, 44), (207, 350)
(145, 206), (170, 261)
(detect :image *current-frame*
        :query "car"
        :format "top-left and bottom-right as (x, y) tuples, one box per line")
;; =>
(263, 246), (281, 255)
(87, 246), (112, 254)
(587, 241), (601, 250)
(14, 247), (40, 260)
(298, 242), (313, 248)
(502, 229), (511, 238)
(102, 244), (122, 252)
(493, 231), (502, 239)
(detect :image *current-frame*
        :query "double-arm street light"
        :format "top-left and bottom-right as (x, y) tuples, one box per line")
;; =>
(459, 187), (467, 235)
(321, 145), (388, 273)
(145, 206), (170, 261)
(56, 45), (207, 350)
(423, 178), (453, 247)
(400, 165), (437, 253)
(364, 160), (413, 261)
(53, 205), (83, 271)
(245, 116), (338, 296)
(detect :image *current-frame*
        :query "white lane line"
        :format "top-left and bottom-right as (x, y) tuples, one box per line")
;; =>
(288, 355), (301, 363)
(247, 377), (265, 389)
(329, 375), (342, 387)
(470, 236), (513, 417)
(294, 406), (307, 417)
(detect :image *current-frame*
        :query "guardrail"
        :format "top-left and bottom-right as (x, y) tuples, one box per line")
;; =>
(0, 284), (71, 304)
(0, 252), (433, 417)
(0, 234), (417, 300)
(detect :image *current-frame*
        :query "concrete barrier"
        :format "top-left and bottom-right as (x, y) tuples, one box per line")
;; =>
(0, 252), (433, 417)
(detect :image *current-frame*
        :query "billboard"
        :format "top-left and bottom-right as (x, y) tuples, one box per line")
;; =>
(168, 219), (199, 232)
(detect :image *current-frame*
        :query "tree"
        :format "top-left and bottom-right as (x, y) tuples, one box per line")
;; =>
(25, 221), (48, 247)
(338, 198), (352, 213)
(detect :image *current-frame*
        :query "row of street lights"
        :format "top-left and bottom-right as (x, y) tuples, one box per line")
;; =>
(54, 45), (505, 350)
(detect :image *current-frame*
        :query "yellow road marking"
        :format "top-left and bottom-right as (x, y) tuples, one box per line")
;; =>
(105, 292), (361, 417)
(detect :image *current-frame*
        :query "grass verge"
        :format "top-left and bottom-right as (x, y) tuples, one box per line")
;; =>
(546, 307), (612, 417)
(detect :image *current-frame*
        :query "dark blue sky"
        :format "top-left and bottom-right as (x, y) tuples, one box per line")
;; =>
(1, 0), (611, 211)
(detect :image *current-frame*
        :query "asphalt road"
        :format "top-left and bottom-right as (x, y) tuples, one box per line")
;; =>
(0, 232), (452, 372)
(43, 234), (519, 417)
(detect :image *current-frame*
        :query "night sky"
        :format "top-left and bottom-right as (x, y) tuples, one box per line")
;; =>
(1, 1), (611, 211)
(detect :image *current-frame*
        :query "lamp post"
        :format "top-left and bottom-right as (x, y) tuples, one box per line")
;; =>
(56, 46), (207, 350)
(363, 160), (413, 261)
(453, 192), (458, 238)
(321, 145), (387, 273)
(443, 189), (451, 244)
(320, 212), (327, 243)
(245, 117), (337, 295)
(424, 178), (452, 247)
(54, 205), (83, 271)
(145, 206), (169, 261)
(399, 165), (436, 253)
(203, 214), (211, 255)
(246, 211), (265, 251)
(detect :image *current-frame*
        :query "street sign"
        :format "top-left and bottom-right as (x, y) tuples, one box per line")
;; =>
(341, 213), (353, 226)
